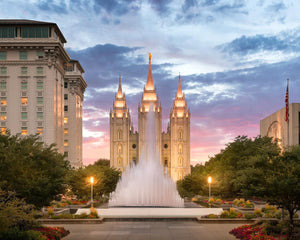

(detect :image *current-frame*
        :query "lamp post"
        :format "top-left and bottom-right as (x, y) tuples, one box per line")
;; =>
(90, 176), (94, 208)
(208, 176), (212, 207)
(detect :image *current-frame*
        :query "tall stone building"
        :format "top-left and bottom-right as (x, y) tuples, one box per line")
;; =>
(0, 20), (87, 168)
(260, 103), (300, 148)
(110, 55), (190, 181)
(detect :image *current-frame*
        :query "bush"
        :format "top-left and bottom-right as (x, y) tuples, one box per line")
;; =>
(0, 228), (46, 240)
(221, 208), (243, 218)
(244, 213), (256, 220)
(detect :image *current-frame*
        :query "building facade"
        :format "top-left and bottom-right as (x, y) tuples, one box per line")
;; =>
(0, 20), (87, 168)
(260, 103), (300, 148)
(110, 55), (190, 181)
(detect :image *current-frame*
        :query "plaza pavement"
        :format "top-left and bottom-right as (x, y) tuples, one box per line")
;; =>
(48, 222), (242, 240)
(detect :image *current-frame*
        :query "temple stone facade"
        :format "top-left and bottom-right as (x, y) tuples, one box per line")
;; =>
(110, 55), (191, 181)
(260, 103), (300, 148)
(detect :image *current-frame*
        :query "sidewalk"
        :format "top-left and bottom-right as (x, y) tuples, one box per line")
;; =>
(47, 222), (242, 240)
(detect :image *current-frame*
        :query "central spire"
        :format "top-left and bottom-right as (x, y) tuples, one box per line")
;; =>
(177, 73), (183, 98)
(117, 74), (123, 98)
(145, 53), (154, 90)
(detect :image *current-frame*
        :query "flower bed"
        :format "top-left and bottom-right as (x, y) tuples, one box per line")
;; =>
(229, 224), (287, 240)
(233, 198), (254, 208)
(34, 226), (70, 240)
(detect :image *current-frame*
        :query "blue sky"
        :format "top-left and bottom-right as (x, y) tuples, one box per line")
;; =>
(2, 0), (300, 165)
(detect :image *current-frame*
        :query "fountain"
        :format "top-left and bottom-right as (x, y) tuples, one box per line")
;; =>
(109, 106), (184, 207)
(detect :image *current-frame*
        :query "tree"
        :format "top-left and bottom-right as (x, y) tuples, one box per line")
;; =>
(67, 159), (120, 199)
(177, 164), (206, 198)
(205, 135), (281, 197)
(243, 145), (300, 232)
(0, 133), (69, 208)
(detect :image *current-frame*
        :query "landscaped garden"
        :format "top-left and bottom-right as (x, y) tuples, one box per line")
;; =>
(0, 133), (299, 239)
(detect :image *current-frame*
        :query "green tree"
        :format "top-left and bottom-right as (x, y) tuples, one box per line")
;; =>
(205, 135), (280, 197)
(177, 164), (206, 198)
(243, 145), (300, 231)
(67, 159), (120, 199)
(0, 133), (69, 208)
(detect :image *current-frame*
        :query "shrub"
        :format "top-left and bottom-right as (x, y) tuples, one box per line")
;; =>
(0, 228), (47, 240)
(254, 208), (263, 217)
(244, 213), (256, 220)
(207, 214), (218, 218)
(89, 207), (99, 218)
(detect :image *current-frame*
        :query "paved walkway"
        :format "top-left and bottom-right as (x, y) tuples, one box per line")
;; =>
(48, 222), (242, 240)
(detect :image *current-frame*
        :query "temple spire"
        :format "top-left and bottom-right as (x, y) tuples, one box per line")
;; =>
(117, 74), (123, 98)
(146, 53), (154, 90)
(177, 73), (183, 98)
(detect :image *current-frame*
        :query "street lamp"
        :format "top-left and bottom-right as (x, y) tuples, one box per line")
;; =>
(208, 176), (212, 206)
(90, 176), (94, 208)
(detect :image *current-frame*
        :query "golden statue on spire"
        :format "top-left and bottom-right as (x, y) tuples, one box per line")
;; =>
(148, 52), (152, 62)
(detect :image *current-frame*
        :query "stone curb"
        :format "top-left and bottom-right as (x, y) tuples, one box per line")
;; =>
(37, 218), (104, 224)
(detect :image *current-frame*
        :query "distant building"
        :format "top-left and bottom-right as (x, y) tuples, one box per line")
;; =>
(0, 20), (87, 168)
(110, 54), (191, 182)
(260, 103), (300, 147)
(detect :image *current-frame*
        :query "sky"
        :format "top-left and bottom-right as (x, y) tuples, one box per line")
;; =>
(2, 0), (300, 165)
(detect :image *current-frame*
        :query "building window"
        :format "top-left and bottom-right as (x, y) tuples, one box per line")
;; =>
(178, 129), (183, 139)
(0, 97), (6, 105)
(20, 51), (27, 60)
(118, 129), (122, 140)
(21, 26), (50, 38)
(0, 127), (6, 135)
(178, 144), (183, 154)
(178, 157), (183, 166)
(64, 151), (68, 157)
(0, 112), (7, 120)
(164, 159), (168, 167)
(132, 144), (136, 149)
(0, 67), (7, 75)
(118, 144), (122, 154)
(37, 81), (43, 89)
(0, 52), (7, 60)
(37, 97), (43, 105)
(37, 51), (44, 57)
(64, 82), (68, 88)
(37, 112), (43, 120)
(21, 127), (27, 135)
(0, 27), (15, 38)
(65, 63), (74, 71)
(64, 117), (68, 124)
(64, 94), (68, 100)
(64, 128), (68, 135)
(64, 105), (68, 111)
(21, 82), (27, 90)
(164, 144), (168, 149)
(37, 127), (43, 135)
(0, 82), (6, 90)
(64, 140), (68, 147)
(21, 112), (27, 120)
(117, 157), (122, 166)
(21, 67), (27, 75)
(36, 67), (43, 75)
(21, 97), (28, 105)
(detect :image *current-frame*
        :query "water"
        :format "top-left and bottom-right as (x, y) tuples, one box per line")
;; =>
(109, 107), (184, 207)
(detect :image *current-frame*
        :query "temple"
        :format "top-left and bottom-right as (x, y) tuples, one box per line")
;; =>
(110, 55), (191, 181)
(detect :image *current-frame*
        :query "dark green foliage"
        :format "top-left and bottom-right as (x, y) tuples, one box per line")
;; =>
(67, 159), (121, 199)
(0, 133), (69, 208)
(205, 135), (281, 197)
(177, 164), (206, 198)
(0, 188), (40, 238)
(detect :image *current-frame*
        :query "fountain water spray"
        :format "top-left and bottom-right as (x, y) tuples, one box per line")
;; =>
(109, 106), (184, 207)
